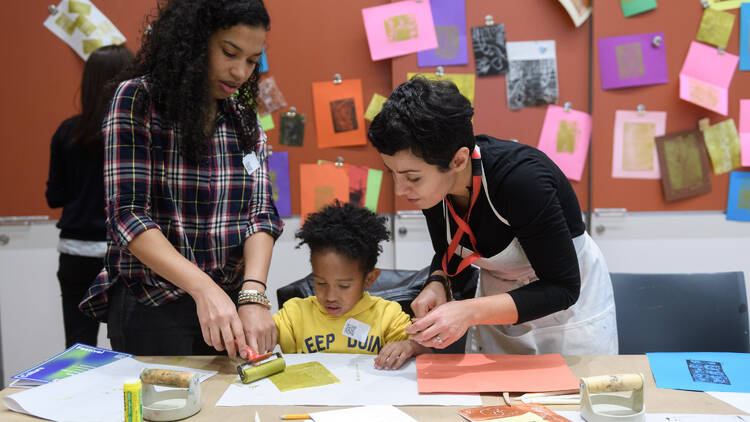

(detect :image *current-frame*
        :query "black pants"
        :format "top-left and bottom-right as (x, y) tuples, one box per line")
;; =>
(57, 253), (102, 348)
(107, 282), (225, 356)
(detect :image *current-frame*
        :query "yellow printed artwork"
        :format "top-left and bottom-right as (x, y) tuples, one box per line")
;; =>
(82, 38), (103, 55)
(384, 14), (419, 42)
(55, 14), (76, 36)
(622, 121), (655, 171)
(696, 8), (735, 48)
(689, 79), (720, 110)
(703, 119), (741, 174)
(664, 134), (703, 191)
(269, 361), (340, 392)
(69, 0), (92, 16)
(556, 120), (578, 153)
(74, 15), (97, 37)
(616, 42), (645, 79)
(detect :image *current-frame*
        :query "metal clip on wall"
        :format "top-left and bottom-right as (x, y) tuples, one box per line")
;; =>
(333, 73), (342, 85)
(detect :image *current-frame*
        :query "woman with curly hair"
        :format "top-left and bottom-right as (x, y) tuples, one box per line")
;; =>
(80, 0), (283, 358)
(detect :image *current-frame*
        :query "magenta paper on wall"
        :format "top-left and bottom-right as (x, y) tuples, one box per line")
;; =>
(267, 151), (291, 217)
(537, 105), (592, 181)
(612, 110), (667, 179)
(741, 100), (750, 167)
(362, 0), (438, 61)
(417, 0), (468, 67)
(679, 41), (738, 116)
(598, 32), (668, 90)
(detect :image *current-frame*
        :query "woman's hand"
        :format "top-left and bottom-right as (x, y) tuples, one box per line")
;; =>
(406, 300), (473, 349)
(192, 282), (246, 358)
(237, 303), (277, 354)
(374, 340), (428, 370)
(410, 282), (448, 318)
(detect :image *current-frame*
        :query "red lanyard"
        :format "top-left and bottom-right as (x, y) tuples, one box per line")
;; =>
(441, 147), (483, 277)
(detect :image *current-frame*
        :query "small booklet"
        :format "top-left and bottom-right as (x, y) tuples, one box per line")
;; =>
(9, 343), (132, 388)
(459, 404), (571, 422)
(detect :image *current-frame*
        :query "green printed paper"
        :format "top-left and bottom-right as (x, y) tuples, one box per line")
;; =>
(259, 113), (275, 131)
(664, 135), (704, 190)
(364, 94), (388, 121)
(270, 361), (340, 392)
(365, 168), (383, 212)
(556, 121), (578, 153)
(74, 15), (97, 37)
(697, 8), (736, 48)
(619, 0), (658, 17)
(82, 38), (102, 54)
(384, 14), (419, 42)
(704, 119), (741, 174)
(69, 0), (92, 15)
(55, 14), (76, 36)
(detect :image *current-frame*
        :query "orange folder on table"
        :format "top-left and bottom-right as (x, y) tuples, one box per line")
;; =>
(416, 354), (579, 394)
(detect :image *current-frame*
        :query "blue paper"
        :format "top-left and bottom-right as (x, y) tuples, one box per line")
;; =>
(258, 47), (269, 74)
(648, 352), (750, 392)
(268, 150), (291, 217)
(741, 4), (750, 71)
(417, 0), (468, 67)
(727, 171), (750, 222)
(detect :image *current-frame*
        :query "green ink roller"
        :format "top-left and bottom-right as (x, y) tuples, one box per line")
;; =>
(234, 340), (286, 384)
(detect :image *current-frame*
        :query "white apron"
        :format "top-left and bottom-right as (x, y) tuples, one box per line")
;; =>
(451, 162), (618, 355)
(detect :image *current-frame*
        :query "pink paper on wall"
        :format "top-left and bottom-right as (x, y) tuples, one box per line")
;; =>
(741, 99), (750, 167)
(361, 0), (438, 61)
(537, 105), (592, 181)
(612, 110), (667, 179)
(679, 41), (738, 116)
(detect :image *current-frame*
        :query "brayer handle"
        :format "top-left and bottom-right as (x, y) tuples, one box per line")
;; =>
(140, 368), (196, 388)
(581, 373), (643, 393)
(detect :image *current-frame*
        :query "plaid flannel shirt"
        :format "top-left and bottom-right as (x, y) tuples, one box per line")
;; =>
(80, 77), (283, 320)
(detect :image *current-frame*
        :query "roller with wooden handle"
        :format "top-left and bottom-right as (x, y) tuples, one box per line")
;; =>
(580, 374), (644, 393)
(580, 373), (645, 422)
(139, 369), (201, 422)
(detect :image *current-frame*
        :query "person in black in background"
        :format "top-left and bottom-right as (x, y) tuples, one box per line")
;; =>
(45, 44), (134, 347)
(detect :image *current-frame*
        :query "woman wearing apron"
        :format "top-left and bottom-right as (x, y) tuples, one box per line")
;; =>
(368, 77), (618, 355)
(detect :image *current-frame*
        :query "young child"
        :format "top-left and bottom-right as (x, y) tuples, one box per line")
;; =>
(273, 202), (431, 370)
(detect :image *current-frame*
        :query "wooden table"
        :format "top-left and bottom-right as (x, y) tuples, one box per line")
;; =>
(1, 354), (747, 421)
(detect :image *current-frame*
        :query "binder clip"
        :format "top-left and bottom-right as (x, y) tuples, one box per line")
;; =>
(140, 369), (202, 422)
(485, 15), (494, 26)
(718, 46), (726, 55)
(700, 0), (710, 8)
(286, 106), (297, 117)
(651, 35), (662, 48)
(436, 66), (444, 77)
(580, 374), (645, 422)
(48, 4), (58, 15)
(334, 156), (345, 167)
(333, 73), (342, 85)
(564, 102), (572, 112)
(267, 144), (274, 156)
(636, 104), (646, 116)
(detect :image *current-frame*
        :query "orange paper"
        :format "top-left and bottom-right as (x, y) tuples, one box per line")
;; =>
(459, 404), (571, 421)
(299, 163), (349, 221)
(312, 79), (367, 148)
(416, 354), (579, 394)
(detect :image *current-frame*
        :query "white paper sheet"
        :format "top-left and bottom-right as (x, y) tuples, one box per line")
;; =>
(43, 0), (126, 60)
(709, 392), (750, 415)
(216, 353), (481, 407)
(3, 358), (216, 422)
(310, 405), (417, 422)
(557, 411), (749, 421)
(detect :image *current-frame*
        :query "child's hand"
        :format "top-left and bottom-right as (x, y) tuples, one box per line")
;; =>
(374, 340), (429, 370)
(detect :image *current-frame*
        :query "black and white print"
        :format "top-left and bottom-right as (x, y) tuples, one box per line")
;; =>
(506, 40), (558, 110)
(687, 359), (731, 385)
(471, 23), (508, 76)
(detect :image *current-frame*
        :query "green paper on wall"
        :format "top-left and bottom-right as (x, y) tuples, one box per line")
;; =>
(365, 168), (383, 212)
(696, 8), (736, 48)
(365, 93), (388, 121)
(619, 0), (658, 17)
(269, 361), (340, 392)
(703, 119), (741, 174)
(258, 113), (275, 131)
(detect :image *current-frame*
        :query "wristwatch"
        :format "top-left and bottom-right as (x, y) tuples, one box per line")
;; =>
(424, 274), (453, 301)
(237, 289), (271, 309)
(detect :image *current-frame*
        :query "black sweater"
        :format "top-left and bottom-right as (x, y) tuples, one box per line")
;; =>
(45, 116), (106, 241)
(425, 135), (585, 324)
